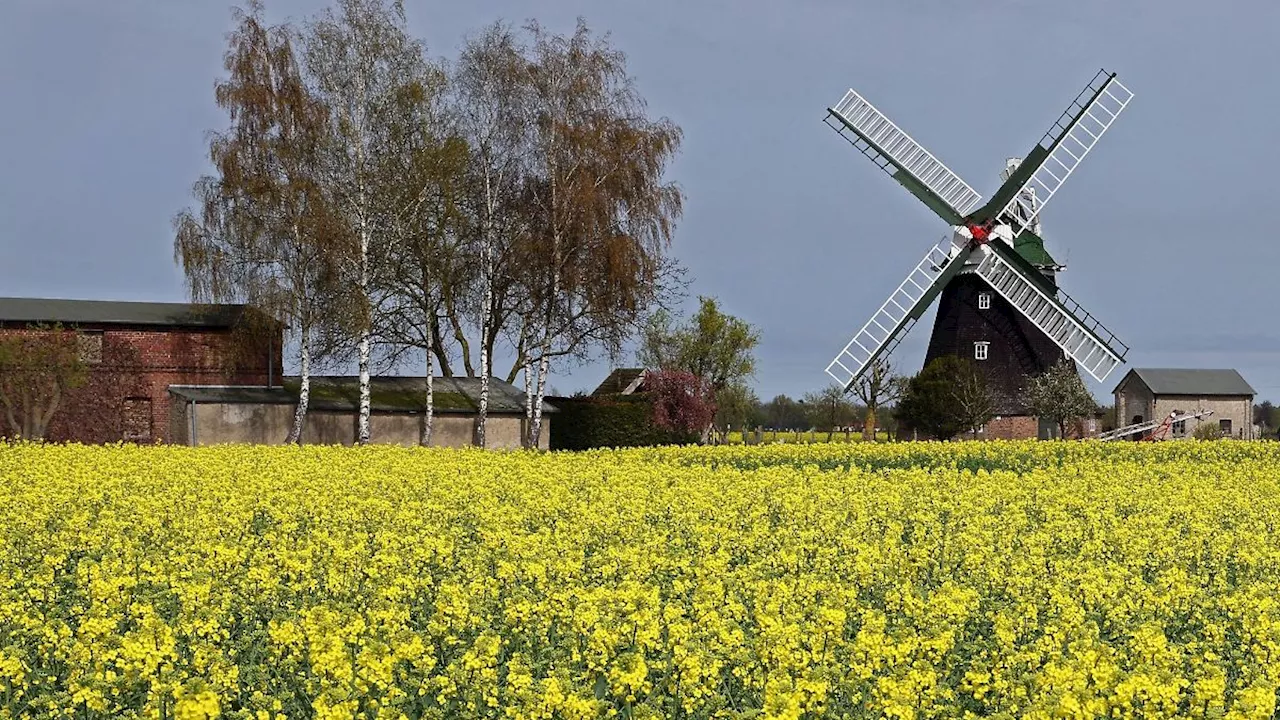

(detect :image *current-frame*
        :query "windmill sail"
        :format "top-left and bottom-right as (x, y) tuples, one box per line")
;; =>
(826, 89), (983, 225)
(826, 235), (972, 390)
(981, 70), (1133, 230)
(974, 242), (1129, 381)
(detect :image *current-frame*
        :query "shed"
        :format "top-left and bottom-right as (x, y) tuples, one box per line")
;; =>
(1112, 368), (1256, 439)
(168, 375), (555, 449)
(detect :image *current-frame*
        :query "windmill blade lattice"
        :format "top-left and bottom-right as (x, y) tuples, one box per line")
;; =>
(826, 89), (984, 224)
(974, 243), (1129, 381)
(995, 70), (1133, 230)
(825, 235), (971, 390)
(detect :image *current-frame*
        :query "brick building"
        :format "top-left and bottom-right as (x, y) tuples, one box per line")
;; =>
(0, 297), (281, 443)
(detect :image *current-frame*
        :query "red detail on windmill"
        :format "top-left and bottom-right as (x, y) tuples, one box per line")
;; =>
(968, 224), (990, 243)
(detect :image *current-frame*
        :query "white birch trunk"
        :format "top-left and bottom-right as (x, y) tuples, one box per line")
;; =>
(476, 172), (494, 449)
(422, 343), (434, 447)
(522, 359), (533, 447)
(477, 277), (491, 448)
(355, 193), (372, 444)
(287, 331), (311, 444)
(531, 350), (551, 448)
(529, 223), (562, 449)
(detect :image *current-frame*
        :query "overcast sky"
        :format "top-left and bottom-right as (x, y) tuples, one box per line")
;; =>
(3, 0), (1278, 402)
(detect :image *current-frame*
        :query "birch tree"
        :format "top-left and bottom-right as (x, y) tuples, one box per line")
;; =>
(451, 24), (529, 448)
(517, 19), (684, 447)
(303, 0), (432, 445)
(174, 3), (337, 443)
(377, 124), (468, 445)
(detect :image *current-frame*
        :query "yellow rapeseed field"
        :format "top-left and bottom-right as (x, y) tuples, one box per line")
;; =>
(3, 441), (1280, 719)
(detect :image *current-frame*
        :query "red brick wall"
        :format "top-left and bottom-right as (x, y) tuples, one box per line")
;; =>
(984, 415), (1040, 440)
(895, 414), (1094, 441)
(0, 323), (281, 443)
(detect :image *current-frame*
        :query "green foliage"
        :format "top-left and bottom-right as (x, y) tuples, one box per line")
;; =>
(896, 356), (993, 441)
(714, 381), (760, 431)
(1193, 421), (1223, 441)
(1254, 401), (1277, 432)
(802, 385), (862, 439)
(548, 395), (696, 450)
(1024, 359), (1098, 438)
(759, 394), (810, 431)
(637, 296), (759, 391)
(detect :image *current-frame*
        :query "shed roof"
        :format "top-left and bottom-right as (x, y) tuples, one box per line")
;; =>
(169, 375), (555, 414)
(0, 297), (270, 329)
(1114, 368), (1256, 397)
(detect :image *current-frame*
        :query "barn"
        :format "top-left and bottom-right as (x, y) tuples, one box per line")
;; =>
(1112, 368), (1256, 440)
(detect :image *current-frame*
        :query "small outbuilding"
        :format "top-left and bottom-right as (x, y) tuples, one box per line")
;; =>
(1112, 368), (1256, 439)
(168, 375), (554, 449)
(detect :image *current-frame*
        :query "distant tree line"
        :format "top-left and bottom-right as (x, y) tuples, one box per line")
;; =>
(173, 0), (684, 447)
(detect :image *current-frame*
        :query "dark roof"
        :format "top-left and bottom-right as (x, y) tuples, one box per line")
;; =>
(0, 297), (268, 329)
(169, 375), (555, 414)
(591, 368), (647, 396)
(1115, 368), (1256, 397)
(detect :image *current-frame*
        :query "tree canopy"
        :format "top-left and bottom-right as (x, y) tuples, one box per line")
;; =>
(1023, 359), (1097, 439)
(896, 356), (994, 441)
(637, 296), (759, 392)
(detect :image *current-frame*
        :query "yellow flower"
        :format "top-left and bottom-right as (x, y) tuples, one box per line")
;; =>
(3, 439), (1280, 717)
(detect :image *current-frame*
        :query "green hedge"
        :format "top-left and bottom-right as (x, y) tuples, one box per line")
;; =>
(547, 395), (697, 450)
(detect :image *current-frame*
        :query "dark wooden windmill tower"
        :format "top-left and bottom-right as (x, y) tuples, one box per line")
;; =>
(922, 158), (1070, 417)
(822, 70), (1133, 428)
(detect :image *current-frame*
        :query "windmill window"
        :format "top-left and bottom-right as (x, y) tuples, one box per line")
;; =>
(974, 342), (989, 361)
(978, 292), (992, 310)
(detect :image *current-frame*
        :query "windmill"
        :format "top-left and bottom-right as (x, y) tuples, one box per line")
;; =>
(823, 70), (1133, 409)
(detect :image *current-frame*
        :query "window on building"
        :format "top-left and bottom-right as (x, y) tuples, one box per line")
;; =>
(1172, 420), (1186, 437)
(1220, 418), (1233, 437)
(978, 292), (992, 310)
(76, 330), (103, 364)
(974, 342), (989, 361)
(121, 397), (152, 443)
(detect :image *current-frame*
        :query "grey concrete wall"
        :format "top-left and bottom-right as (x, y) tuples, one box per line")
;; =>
(168, 399), (192, 445)
(1115, 384), (1156, 427)
(1151, 395), (1253, 440)
(186, 402), (549, 448)
(1114, 387), (1253, 440)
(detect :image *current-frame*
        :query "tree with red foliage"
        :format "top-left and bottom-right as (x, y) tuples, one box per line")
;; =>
(648, 369), (716, 441)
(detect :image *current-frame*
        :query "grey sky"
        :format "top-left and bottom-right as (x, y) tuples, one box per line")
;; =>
(4, 1), (1278, 402)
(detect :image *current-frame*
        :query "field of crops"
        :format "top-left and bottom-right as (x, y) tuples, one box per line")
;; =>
(4, 441), (1280, 719)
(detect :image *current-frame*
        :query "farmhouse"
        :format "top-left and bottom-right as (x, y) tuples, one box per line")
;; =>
(0, 297), (279, 443)
(168, 375), (553, 449)
(1113, 368), (1256, 440)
